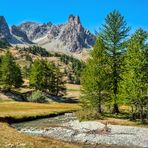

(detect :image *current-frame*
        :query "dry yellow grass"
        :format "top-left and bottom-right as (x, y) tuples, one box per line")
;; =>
(0, 102), (80, 120)
(65, 84), (80, 99)
(0, 93), (13, 102)
(13, 87), (34, 93)
(65, 91), (80, 99)
(65, 84), (80, 90)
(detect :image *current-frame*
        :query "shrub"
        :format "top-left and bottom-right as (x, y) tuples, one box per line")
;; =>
(75, 108), (103, 121)
(0, 40), (10, 48)
(21, 46), (49, 57)
(27, 90), (47, 103)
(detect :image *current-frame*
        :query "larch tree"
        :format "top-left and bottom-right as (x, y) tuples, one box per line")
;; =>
(120, 29), (148, 123)
(52, 66), (66, 96)
(29, 59), (66, 96)
(0, 51), (23, 90)
(100, 10), (130, 113)
(29, 59), (53, 91)
(81, 37), (110, 113)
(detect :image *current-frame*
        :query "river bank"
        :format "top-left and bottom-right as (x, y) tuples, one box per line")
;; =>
(13, 114), (148, 148)
(0, 101), (81, 148)
(0, 101), (147, 148)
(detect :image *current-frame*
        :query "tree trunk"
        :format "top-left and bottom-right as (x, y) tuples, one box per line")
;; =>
(97, 98), (102, 114)
(112, 103), (120, 114)
(131, 106), (136, 120)
(140, 105), (144, 123)
(97, 104), (102, 114)
(112, 94), (120, 114)
(112, 53), (120, 114)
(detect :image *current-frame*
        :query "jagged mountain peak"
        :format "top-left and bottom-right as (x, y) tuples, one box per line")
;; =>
(0, 16), (11, 40)
(68, 15), (81, 25)
(23, 15), (95, 52)
(0, 15), (95, 53)
(0, 16), (33, 45)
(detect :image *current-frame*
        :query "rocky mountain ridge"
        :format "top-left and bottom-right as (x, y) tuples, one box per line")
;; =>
(0, 16), (11, 40)
(0, 15), (95, 52)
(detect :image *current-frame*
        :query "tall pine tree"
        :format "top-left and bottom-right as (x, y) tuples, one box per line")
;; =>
(120, 29), (148, 122)
(29, 59), (53, 91)
(100, 10), (130, 113)
(29, 59), (66, 96)
(0, 51), (23, 90)
(52, 66), (66, 96)
(81, 37), (110, 113)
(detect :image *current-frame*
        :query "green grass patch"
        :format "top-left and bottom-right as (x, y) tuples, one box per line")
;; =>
(67, 89), (80, 92)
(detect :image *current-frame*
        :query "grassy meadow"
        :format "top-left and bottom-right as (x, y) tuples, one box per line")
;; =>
(0, 83), (81, 148)
(0, 99), (81, 148)
(0, 101), (80, 121)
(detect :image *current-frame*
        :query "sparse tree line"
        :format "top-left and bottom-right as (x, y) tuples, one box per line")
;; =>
(0, 51), (66, 100)
(0, 45), (84, 99)
(60, 54), (85, 84)
(18, 46), (50, 57)
(29, 58), (66, 96)
(81, 10), (148, 123)
(16, 46), (85, 84)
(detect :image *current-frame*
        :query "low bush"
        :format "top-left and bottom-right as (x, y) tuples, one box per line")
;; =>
(27, 90), (47, 103)
(75, 108), (103, 121)
(21, 46), (49, 57)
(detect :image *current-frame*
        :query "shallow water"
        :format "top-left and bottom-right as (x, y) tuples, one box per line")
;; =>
(12, 113), (76, 129)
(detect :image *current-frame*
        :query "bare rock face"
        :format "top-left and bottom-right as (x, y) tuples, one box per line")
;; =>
(10, 25), (32, 44)
(15, 15), (95, 52)
(0, 16), (33, 44)
(58, 15), (95, 52)
(0, 15), (95, 52)
(17, 22), (53, 41)
(0, 16), (11, 41)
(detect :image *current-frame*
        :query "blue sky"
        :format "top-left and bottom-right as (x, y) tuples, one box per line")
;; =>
(0, 0), (148, 33)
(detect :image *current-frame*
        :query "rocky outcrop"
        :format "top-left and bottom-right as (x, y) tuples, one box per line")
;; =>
(0, 16), (11, 41)
(0, 16), (33, 44)
(57, 15), (95, 52)
(17, 22), (53, 41)
(10, 25), (32, 44)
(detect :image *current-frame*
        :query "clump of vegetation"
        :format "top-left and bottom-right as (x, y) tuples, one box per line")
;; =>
(60, 54), (85, 84)
(27, 90), (47, 103)
(29, 59), (66, 96)
(119, 29), (148, 123)
(0, 40), (10, 48)
(75, 109), (103, 121)
(20, 46), (49, 57)
(0, 51), (23, 91)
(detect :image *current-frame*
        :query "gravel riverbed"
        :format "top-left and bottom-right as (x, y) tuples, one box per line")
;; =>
(12, 114), (148, 148)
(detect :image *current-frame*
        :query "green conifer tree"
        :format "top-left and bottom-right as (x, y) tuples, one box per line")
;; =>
(120, 29), (148, 122)
(100, 10), (130, 113)
(81, 37), (110, 113)
(0, 51), (23, 90)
